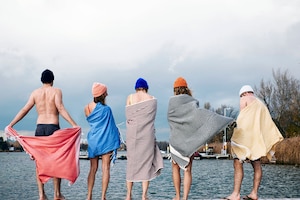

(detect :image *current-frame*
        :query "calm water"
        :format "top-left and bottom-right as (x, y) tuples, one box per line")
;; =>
(0, 152), (299, 200)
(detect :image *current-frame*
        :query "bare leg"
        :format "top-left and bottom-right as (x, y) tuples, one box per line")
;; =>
(246, 159), (262, 200)
(142, 181), (149, 200)
(36, 168), (47, 200)
(53, 177), (65, 199)
(125, 181), (133, 200)
(101, 153), (111, 200)
(225, 159), (242, 200)
(172, 162), (181, 200)
(86, 157), (99, 200)
(182, 158), (193, 200)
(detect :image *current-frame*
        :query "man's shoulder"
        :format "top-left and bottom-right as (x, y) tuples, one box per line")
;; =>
(46, 87), (62, 94)
(32, 86), (62, 96)
(52, 87), (62, 92)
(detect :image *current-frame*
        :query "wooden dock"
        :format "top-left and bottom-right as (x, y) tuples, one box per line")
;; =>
(194, 152), (231, 160)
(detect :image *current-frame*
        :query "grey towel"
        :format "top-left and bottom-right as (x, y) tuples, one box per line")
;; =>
(168, 94), (233, 169)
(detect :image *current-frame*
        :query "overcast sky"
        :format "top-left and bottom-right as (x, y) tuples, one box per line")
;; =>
(1, 0), (299, 141)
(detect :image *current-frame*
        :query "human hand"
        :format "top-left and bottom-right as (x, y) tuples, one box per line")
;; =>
(229, 121), (237, 130)
(30, 154), (35, 160)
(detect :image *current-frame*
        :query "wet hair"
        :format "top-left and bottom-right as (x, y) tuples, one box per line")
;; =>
(174, 86), (192, 96)
(94, 92), (107, 105)
(41, 69), (54, 84)
(136, 88), (148, 93)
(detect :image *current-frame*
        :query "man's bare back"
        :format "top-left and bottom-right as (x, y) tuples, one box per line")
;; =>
(8, 69), (77, 200)
(32, 84), (62, 125)
(9, 84), (76, 128)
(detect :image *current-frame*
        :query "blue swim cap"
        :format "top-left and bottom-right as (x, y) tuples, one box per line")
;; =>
(135, 78), (148, 90)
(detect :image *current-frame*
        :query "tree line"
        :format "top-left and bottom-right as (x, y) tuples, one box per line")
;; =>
(255, 69), (300, 138)
(210, 68), (300, 142)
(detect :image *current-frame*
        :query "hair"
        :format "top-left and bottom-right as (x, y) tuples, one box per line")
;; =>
(240, 91), (254, 97)
(174, 86), (192, 96)
(41, 69), (54, 84)
(93, 92), (107, 105)
(136, 88), (148, 93)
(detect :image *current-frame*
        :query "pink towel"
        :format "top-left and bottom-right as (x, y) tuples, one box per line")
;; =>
(5, 126), (81, 185)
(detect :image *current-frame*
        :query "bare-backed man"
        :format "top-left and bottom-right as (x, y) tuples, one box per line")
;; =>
(9, 69), (77, 200)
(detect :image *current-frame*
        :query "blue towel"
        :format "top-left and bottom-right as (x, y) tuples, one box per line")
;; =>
(87, 103), (121, 161)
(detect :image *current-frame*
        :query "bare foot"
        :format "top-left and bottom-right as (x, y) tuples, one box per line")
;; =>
(54, 195), (65, 200)
(39, 194), (48, 200)
(223, 194), (240, 200)
(125, 196), (131, 200)
(242, 195), (257, 200)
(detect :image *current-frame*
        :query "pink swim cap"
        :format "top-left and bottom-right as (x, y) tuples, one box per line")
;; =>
(92, 82), (107, 97)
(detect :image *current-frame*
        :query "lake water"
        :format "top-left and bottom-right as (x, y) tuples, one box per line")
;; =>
(0, 152), (299, 200)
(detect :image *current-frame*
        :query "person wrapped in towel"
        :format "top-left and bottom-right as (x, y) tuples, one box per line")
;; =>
(168, 77), (233, 200)
(84, 82), (121, 200)
(7, 69), (79, 200)
(125, 78), (164, 200)
(224, 85), (283, 200)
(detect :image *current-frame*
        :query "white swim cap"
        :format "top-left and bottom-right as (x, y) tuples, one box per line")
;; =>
(239, 85), (254, 96)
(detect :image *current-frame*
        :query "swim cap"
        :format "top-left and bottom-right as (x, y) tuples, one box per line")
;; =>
(239, 85), (254, 96)
(41, 69), (54, 83)
(174, 77), (188, 88)
(135, 78), (148, 90)
(92, 82), (107, 97)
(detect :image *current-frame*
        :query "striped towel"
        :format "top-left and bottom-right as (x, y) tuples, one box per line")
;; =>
(126, 99), (164, 181)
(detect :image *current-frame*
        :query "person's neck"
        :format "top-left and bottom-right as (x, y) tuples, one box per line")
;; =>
(43, 83), (53, 87)
(136, 89), (146, 93)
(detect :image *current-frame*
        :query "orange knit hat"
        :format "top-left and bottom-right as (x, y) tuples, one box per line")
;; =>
(174, 77), (188, 88)
(92, 82), (107, 97)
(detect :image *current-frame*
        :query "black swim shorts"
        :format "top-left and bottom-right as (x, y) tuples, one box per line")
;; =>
(35, 124), (60, 136)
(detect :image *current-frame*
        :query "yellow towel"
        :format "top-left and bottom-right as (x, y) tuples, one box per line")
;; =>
(231, 98), (283, 161)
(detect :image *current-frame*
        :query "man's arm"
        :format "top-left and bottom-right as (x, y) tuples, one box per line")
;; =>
(9, 93), (35, 127)
(55, 88), (77, 127)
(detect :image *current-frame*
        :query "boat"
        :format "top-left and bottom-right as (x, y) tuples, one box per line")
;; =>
(117, 150), (127, 160)
(79, 150), (89, 160)
(194, 144), (231, 160)
(160, 150), (170, 159)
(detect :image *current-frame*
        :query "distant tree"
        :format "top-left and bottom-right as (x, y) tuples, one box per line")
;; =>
(0, 137), (9, 151)
(156, 141), (169, 151)
(255, 69), (300, 138)
(211, 105), (238, 143)
(204, 102), (211, 110)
